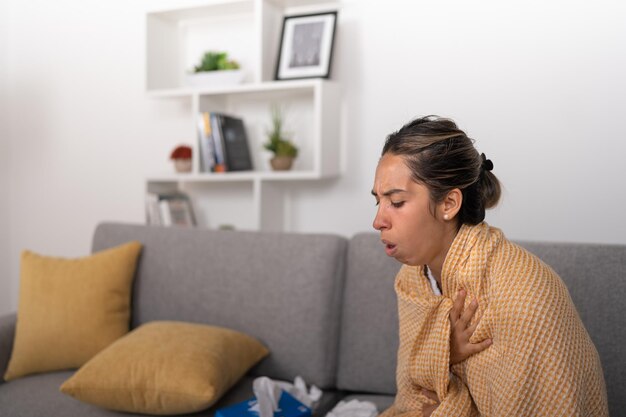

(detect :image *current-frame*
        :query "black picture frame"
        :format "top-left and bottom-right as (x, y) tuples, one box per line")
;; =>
(275, 11), (337, 81)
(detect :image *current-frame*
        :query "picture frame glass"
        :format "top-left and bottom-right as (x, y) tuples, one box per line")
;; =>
(276, 12), (337, 80)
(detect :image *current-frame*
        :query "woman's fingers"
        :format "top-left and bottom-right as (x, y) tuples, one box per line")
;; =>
(459, 298), (479, 328)
(465, 315), (481, 335)
(449, 289), (466, 325)
(467, 338), (493, 356)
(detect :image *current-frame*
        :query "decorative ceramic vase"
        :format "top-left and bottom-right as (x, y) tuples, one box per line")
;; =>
(173, 158), (192, 173)
(269, 156), (294, 171)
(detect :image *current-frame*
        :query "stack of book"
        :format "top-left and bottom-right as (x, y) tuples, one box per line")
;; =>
(146, 192), (196, 227)
(197, 112), (254, 172)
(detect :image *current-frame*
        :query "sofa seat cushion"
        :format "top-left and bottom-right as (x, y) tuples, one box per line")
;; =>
(0, 371), (239, 417)
(4, 241), (142, 381)
(0, 371), (122, 417)
(0, 372), (252, 417)
(60, 321), (269, 415)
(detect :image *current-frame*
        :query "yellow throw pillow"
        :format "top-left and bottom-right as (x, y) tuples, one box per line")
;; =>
(3, 241), (142, 381)
(60, 321), (269, 415)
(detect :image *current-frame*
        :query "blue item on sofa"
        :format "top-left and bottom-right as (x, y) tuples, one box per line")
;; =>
(215, 390), (311, 417)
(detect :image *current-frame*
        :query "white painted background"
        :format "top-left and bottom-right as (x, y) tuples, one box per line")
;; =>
(1, 0), (625, 314)
(1, 0), (11, 313)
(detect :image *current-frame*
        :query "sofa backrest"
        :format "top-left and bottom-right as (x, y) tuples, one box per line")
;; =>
(336, 232), (401, 394)
(337, 232), (626, 415)
(92, 223), (347, 389)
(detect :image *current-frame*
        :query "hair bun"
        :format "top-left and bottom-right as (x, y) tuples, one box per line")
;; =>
(481, 153), (494, 172)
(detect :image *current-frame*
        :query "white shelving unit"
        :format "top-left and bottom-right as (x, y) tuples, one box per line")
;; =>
(145, 0), (341, 231)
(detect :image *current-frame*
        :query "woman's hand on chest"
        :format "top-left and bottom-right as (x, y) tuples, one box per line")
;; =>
(449, 289), (493, 365)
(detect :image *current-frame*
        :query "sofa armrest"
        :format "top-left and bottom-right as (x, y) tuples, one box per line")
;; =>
(0, 313), (16, 383)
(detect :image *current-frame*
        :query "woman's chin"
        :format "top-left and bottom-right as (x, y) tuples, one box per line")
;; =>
(396, 254), (420, 266)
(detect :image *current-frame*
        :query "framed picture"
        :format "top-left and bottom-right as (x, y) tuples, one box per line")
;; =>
(275, 11), (337, 80)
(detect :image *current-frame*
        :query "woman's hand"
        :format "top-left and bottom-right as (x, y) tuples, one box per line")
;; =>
(449, 289), (492, 365)
(421, 388), (440, 417)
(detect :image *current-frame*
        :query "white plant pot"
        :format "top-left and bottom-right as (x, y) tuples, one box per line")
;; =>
(173, 159), (192, 173)
(185, 70), (245, 88)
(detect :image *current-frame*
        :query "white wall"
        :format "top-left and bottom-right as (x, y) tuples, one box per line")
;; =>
(292, 0), (626, 244)
(2, 0), (626, 311)
(4, 0), (187, 313)
(0, 0), (12, 314)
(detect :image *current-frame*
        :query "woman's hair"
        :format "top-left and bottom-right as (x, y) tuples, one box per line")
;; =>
(382, 115), (501, 225)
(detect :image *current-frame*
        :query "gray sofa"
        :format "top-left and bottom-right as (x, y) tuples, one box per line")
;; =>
(0, 222), (624, 416)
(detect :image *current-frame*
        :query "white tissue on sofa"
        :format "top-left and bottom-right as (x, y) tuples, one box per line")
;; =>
(325, 399), (378, 417)
(250, 376), (323, 417)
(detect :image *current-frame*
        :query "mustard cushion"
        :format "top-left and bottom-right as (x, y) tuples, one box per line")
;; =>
(60, 321), (269, 415)
(3, 241), (142, 381)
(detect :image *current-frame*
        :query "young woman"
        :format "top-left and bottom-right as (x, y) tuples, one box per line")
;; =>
(372, 116), (608, 416)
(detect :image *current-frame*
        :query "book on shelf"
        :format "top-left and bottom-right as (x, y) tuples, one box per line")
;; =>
(210, 113), (227, 172)
(197, 112), (216, 173)
(197, 112), (253, 173)
(220, 114), (254, 171)
(145, 192), (196, 227)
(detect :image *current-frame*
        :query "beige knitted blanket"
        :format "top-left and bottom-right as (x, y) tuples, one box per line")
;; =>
(380, 222), (608, 416)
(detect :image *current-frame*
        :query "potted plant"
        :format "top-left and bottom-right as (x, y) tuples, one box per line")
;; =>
(263, 105), (299, 171)
(170, 145), (193, 173)
(186, 51), (244, 87)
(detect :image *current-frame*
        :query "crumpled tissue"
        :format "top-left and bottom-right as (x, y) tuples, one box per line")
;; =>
(325, 399), (378, 417)
(248, 376), (322, 417)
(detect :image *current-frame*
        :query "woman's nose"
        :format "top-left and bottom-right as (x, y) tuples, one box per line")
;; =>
(372, 206), (388, 231)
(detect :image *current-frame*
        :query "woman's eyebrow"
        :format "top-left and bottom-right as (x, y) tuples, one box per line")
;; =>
(371, 189), (407, 197)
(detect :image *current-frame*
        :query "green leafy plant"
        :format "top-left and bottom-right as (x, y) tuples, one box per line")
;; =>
(193, 51), (240, 73)
(263, 105), (298, 158)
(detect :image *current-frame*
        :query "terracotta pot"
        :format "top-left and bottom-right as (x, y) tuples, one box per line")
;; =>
(173, 158), (192, 173)
(270, 156), (294, 171)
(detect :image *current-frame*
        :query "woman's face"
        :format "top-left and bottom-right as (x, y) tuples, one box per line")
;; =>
(372, 153), (449, 266)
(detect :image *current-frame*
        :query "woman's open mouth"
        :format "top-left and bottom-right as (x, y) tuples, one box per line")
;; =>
(382, 240), (397, 257)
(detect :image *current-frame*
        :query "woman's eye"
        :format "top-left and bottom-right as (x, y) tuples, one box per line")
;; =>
(374, 200), (380, 206)
(391, 201), (405, 208)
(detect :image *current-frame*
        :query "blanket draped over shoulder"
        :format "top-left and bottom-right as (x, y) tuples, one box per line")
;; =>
(380, 222), (608, 417)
